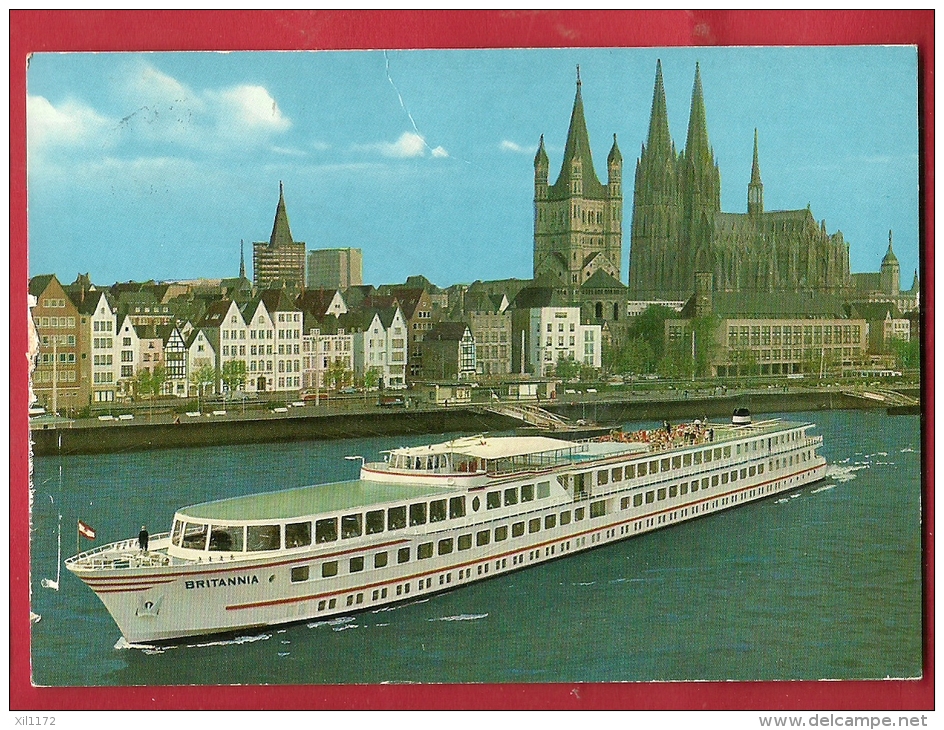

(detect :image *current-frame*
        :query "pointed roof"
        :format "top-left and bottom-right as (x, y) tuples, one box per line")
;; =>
(296, 289), (344, 318)
(426, 321), (472, 342)
(550, 66), (606, 199)
(28, 274), (57, 298)
(239, 240), (246, 279)
(607, 133), (622, 165)
(534, 134), (549, 168)
(684, 63), (713, 165)
(581, 269), (627, 292)
(750, 129), (763, 185)
(269, 181), (294, 248)
(882, 231), (899, 265)
(644, 59), (673, 159)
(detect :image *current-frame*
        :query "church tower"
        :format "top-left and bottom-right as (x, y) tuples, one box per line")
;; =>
(880, 230), (900, 295)
(629, 59), (680, 297)
(677, 63), (721, 298)
(747, 129), (764, 216)
(533, 67), (622, 285)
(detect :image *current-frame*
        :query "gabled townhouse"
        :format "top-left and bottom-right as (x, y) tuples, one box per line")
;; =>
(240, 296), (276, 393)
(370, 286), (433, 382)
(301, 317), (355, 392)
(260, 289), (303, 392)
(77, 290), (120, 404)
(186, 328), (217, 397)
(161, 324), (189, 397)
(115, 315), (140, 399)
(421, 322), (477, 381)
(458, 291), (512, 377)
(29, 274), (85, 412)
(195, 299), (232, 393)
(339, 305), (408, 389)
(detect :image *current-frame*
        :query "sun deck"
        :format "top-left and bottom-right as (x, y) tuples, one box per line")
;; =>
(179, 479), (454, 522)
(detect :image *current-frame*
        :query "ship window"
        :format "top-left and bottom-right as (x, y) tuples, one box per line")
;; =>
(694, 450), (703, 464)
(721, 473), (729, 485)
(285, 522), (311, 548)
(429, 499), (447, 523)
(648, 461), (658, 475)
(315, 518), (338, 543)
(560, 511), (571, 525)
(621, 497), (631, 510)
(388, 506), (407, 530)
(669, 485), (678, 498)
(449, 496), (466, 519)
(476, 530), (490, 546)
(458, 534), (472, 551)
(680, 483), (689, 495)
(247, 525), (281, 551)
(741, 468), (747, 479)
(597, 470), (608, 485)
(672, 456), (681, 470)
(590, 500), (606, 518)
(504, 487), (518, 506)
(341, 514), (363, 539)
(365, 510), (385, 534)
(494, 525), (508, 541)
(611, 467), (622, 482)
(409, 503), (427, 526)
(472, 496), (481, 511)
(181, 522), (208, 550)
(537, 481), (551, 499)
(521, 484), (535, 502)
(528, 518), (541, 533)
(512, 522), (525, 537)
(661, 458), (670, 472)
(626, 464), (636, 479)
(172, 520), (184, 546)
(438, 539), (454, 556)
(703, 450), (712, 463)
(683, 454), (692, 467)
(545, 514), (556, 529)
(633, 494), (643, 507)
(375, 551), (388, 568)
(645, 491), (655, 504)
(637, 462), (648, 477)
(712, 475), (719, 487)
(702, 477), (709, 490)
(209, 525), (244, 552)
(397, 547), (410, 564)
(575, 508), (585, 521)
(486, 492), (501, 509)
(291, 565), (309, 583)
(758, 464), (764, 474)
(657, 488), (666, 501)
(322, 561), (338, 578)
(417, 542), (433, 560)
(724, 447), (732, 458)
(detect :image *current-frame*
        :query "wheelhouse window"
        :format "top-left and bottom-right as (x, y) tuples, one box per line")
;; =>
(181, 522), (208, 550)
(429, 499), (447, 523)
(172, 520), (184, 546)
(409, 503), (427, 526)
(341, 514), (363, 539)
(315, 517), (338, 543)
(449, 496), (466, 519)
(247, 525), (281, 551)
(365, 510), (385, 535)
(209, 525), (244, 552)
(285, 522), (311, 548)
(388, 506), (407, 530)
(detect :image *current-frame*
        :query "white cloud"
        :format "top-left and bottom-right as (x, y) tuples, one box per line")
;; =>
(357, 132), (448, 159)
(27, 95), (109, 151)
(500, 140), (530, 154)
(213, 85), (291, 133)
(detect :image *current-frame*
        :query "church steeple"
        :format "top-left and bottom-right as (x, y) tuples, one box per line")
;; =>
(239, 240), (246, 279)
(269, 181), (294, 248)
(685, 63), (712, 165)
(644, 59), (673, 160)
(748, 128), (764, 216)
(552, 65), (604, 196)
(880, 229), (900, 295)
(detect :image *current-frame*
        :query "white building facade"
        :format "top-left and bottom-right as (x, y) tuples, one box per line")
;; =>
(528, 306), (602, 377)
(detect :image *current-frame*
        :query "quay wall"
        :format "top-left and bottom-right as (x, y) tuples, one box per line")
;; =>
(30, 390), (902, 457)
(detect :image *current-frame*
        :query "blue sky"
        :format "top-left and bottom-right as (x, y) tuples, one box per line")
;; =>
(26, 46), (919, 289)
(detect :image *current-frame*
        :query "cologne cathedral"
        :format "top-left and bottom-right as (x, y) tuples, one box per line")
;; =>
(628, 61), (852, 300)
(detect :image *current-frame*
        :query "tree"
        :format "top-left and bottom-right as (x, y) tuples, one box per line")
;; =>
(190, 364), (216, 407)
(553, 355), (580, 381)
(326, 359), (351, 390)
(603, 336), (655, 376)
(363, 367), (381, 391)
(627, 305), (677, 364)
(221, 359), (247, 392)
(889, 336), (920, 370)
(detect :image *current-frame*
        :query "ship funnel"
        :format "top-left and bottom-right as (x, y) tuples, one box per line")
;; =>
(732, 408), (752, 426)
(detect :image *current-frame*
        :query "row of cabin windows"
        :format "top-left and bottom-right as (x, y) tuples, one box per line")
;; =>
(291, 503), (611, 583)
(484, 481), (551, 510)
(314, 496), (468, 544)
(619, 463), (765, 510)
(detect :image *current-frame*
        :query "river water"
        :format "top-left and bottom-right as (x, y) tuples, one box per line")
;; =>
(28, 409), (923, 686)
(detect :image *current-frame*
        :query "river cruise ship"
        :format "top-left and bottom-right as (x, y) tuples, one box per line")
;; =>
(67, 411), (826, 643)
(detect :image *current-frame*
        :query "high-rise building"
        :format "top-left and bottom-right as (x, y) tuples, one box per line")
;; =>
(533, 67), (623, 286)
(307, 247), (363, 290)
(629, 61), (851, 300)
(253, 182), (306, 291)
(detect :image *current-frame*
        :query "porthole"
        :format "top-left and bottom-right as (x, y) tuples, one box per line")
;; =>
(472, 496), (481, 512)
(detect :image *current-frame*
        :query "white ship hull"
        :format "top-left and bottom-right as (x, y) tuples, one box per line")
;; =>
(68, 420), (826, 644)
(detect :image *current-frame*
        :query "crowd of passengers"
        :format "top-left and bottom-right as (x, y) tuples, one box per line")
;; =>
(603, 420), (714, 451)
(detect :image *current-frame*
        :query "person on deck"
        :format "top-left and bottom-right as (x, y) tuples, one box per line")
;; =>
(138, 525), (149, 552)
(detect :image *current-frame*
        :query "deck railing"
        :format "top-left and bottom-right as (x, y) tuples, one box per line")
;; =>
(66, 532), (172, 570)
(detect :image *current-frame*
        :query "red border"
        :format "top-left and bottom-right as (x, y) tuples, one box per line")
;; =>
(10, 10), (934, 711)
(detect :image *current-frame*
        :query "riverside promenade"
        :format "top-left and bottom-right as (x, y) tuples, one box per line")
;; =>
(29, 382), (919, 457)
